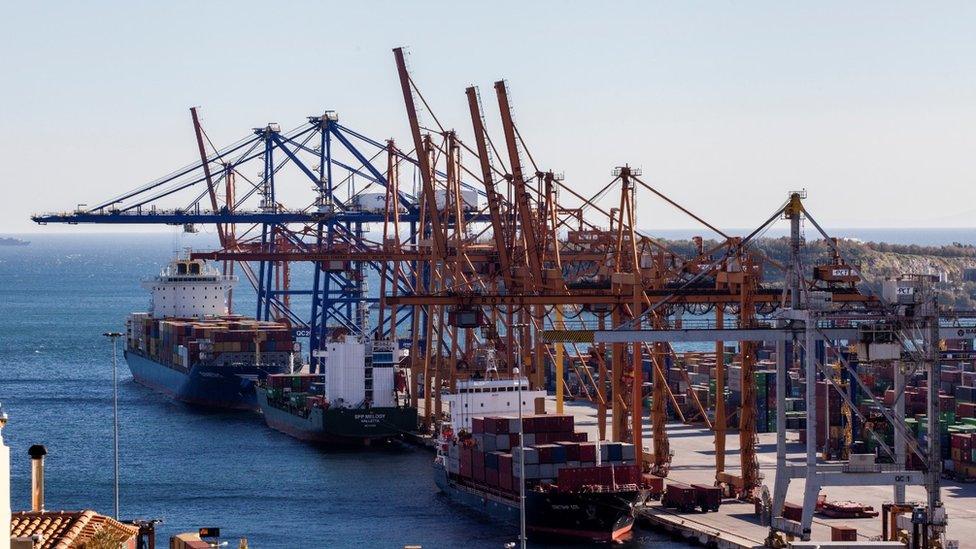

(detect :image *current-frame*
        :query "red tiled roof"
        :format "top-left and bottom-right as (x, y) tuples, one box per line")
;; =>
(10, 510), (138, 549)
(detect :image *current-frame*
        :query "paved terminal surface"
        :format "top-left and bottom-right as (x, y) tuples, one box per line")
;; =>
(547, 396), (976, 547)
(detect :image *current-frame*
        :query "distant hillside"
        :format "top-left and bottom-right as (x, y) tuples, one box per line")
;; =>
(663, 237), (976, 308)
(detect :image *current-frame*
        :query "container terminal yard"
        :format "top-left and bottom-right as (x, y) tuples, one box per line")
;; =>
(28, 47), (976, 547)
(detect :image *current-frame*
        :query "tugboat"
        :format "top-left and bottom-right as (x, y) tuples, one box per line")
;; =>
(256, 331), (417, 445)
(433, 377), (651, 543)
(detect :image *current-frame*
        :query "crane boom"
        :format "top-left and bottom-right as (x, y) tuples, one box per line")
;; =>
(465, 86), (514, 290)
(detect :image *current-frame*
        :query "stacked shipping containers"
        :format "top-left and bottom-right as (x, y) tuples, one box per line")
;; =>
(126, 314), (295, 369)
(949, 430), (976, 479)
(445, 414), (637, 496)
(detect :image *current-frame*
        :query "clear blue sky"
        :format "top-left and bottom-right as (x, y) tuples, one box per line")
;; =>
(3, 1), (974, 233)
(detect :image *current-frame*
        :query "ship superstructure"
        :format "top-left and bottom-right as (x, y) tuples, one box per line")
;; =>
(125, 258), (296, 410)
(141, 258), (235, 318)
(441, 378), (545, 433)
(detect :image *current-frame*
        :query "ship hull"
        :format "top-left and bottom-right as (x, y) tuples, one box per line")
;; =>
(125, 350), (272, 410)
(434, 463), (640, 543)
(256, 386), (418, 445)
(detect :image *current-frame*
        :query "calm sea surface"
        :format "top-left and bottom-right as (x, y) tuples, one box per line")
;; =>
(0, 229), (972, 547)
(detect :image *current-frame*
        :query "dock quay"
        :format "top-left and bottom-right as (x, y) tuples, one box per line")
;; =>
(414, 394), (961, 547)
(547, 395), (975, 547)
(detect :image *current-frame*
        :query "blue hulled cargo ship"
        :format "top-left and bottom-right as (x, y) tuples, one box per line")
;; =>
(125, 258), (297, 410)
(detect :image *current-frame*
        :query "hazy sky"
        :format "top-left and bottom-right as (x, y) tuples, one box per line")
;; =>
(2, 1), (974, 234)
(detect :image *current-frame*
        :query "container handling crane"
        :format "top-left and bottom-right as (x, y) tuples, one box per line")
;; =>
(31, 103), (492, 372)
(594, 192), (972, 546)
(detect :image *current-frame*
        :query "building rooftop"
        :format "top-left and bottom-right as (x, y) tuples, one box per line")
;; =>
(10, 510), (138, 549)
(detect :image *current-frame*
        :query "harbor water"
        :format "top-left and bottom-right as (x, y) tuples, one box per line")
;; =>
(0, 233), (682, 548)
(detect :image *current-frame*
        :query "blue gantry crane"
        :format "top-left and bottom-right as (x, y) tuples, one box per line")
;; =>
(33, 105), (489, 370)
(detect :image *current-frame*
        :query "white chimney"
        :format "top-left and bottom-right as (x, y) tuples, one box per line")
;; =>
(1, 405), (10, 549)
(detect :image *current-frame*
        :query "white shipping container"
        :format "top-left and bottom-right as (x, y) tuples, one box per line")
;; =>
(325, 339), (366, 407)
(372, 366), (396, 407)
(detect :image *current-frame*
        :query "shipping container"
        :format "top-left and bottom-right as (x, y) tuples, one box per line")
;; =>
(691, 484), (722, 512)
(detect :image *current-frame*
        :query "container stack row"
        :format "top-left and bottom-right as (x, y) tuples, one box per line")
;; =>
(445, 414), (637, 492)
(948, 431), (976, 479)
(127, 314), (296, 369)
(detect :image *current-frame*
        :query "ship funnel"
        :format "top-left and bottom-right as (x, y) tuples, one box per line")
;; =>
(28, 445), (46, 512)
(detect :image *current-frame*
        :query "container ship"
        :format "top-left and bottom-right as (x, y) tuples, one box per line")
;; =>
(256, 332), (417, 445)
(434, 379), (657, 543)
(125, 258), (297, 410)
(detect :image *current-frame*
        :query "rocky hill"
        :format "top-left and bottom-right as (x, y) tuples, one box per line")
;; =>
(665, 237), (976, 308)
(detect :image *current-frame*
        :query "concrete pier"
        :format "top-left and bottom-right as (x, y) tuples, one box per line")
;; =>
(549, 395), (975, 547)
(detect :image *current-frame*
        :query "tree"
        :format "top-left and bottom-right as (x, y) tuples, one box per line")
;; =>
(81, 526), (130, 549)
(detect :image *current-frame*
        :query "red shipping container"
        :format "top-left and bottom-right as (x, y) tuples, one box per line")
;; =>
(556, 441), (581, 461)
(662, 482), (697, 511)
(499, 469), (513, 492)
(550, 431), (574, 444)
(691, 483), (722, 512)
(831, 526), (857, 542)
(641, 474), (665, 496)
(958, 402), (976, 419)
(579, 442), (597, 462)
(535, 444), (557, 464)
(473, 451), (485, 482)
(499, 453), (513, 471)
(485, 468), (499, 487)
(472, 418), (485, 434)
(940, 395), (956, 413)
(556, 467), (582, 492)
(523, 415), (545, 433)
(460, 448), (473, 478)
(951, 433), (973, 450)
